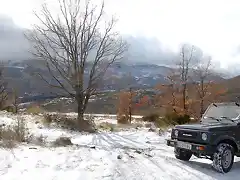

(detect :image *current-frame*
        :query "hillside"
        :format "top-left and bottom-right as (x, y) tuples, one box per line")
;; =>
(4, 60), (225, 98)
(219, 75), (240, 101)
(32, 75), (240, 116)
(2, 59), (234, 115)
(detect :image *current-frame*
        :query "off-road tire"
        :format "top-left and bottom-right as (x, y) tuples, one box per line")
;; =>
(212, 143), (234, 173)
(174, 147), (192, 161)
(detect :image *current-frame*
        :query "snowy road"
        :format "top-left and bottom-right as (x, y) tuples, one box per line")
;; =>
(0, 112), (240, 180)
(1, 130), (240, 180)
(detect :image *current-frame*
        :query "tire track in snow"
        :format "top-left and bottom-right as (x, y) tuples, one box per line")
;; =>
(149, 153), (217, 180)
(111, 149), (180, 180)
(116, 149), (216, 180)
(112, 151), (158, 180)
(129, 151), (179, 180)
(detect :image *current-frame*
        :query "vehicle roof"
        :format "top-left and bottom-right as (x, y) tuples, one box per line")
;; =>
(210, 102), (240, 106)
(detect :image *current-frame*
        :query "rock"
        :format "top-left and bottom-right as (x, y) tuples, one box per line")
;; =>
(54, 137), (73, 146)
(145, 153), (153, 158)
(148, 127), (156, 132)
(28, 134), (46, 145)
(117, 155), (122, 159)
(135, 150), (142, 154)
(0, 123), (6, 127)
(145, 123), (152, 128)
(37, 125), (43, 129)
(29, 147), (37, 150)
(159, 129), (164, 135)
(146, 141), (151, 144)
(129, 155), (134, 158)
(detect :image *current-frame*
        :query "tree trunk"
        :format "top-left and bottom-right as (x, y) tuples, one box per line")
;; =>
(200, 99), (204, 118)
(183, 84), (187, 112)
(129, 104), (132, 123)
(76, 95), (95, 133)
(129, 88), (132, 123)
(76, 94), (84, 122)
(77, 104), (84, 121)
(200, 79), (204, 118)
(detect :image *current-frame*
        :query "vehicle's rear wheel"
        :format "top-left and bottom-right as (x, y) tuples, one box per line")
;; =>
(212, 143), (234, 173)
(174, 147), (192, 161)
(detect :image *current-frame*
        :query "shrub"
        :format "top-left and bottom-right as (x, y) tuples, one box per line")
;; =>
(42, 114), (77, 130)
(0, 126), (17, 148)
(177, 114), (191, 124)
(0, 118), (28, 148)
(98, 122), (115, 131)
(43, 113), (53, 124)
(117, 115), (129, 124)
(144, 123), (152, 128)
(27, 105), (43, 115)
(13, 118), (28, 142)
(154, 118), (170, 128)
(164, 112), (190, 125)
(142, 113), (160, 122)
(142, 112), (191, 128)
(42, 113), (96, 133)
(142, 113), (172, 128)
(3, 106), (15, 113)
(77, 120), (96, 133)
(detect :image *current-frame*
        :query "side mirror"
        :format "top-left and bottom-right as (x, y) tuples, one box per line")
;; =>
(237, 122), (240, 126)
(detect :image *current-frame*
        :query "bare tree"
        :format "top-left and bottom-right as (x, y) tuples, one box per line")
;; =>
(26, 0), (127, 123)
(178, 44), (195, 113)
(0, 65), (8, 109)
(194, 56), (216, 117)
(194, 57), (211, 117)
(12, 88), (20, 114)
(156, 70), (180, 113)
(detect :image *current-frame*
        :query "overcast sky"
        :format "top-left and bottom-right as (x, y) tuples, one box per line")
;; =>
(1, 0), (240, 70)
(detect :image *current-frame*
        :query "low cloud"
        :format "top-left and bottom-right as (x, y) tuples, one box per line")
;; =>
(0, 15), (30, 61)
(125, 36), (178, 66)
(0, 15), (180, 64)
(0, 14), (217, 72)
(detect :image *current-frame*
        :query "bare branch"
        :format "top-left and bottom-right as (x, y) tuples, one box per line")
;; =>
(26, 0), (127, 120)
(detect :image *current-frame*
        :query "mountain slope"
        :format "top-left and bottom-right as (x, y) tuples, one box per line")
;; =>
(3, 60), (225, 99)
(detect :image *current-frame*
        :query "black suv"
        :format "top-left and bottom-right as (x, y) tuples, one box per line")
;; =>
(167, 102), (240, 173)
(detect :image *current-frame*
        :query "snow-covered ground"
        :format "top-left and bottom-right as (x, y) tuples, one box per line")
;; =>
(0, 111), (239, 180)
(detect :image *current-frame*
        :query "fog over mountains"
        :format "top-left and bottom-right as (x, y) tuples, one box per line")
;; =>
(0, 15), (179, 66)
(0, 16), (30, 61)
(0, 14), (238, 86)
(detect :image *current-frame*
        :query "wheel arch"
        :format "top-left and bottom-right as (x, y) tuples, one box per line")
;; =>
(216, 139), (238, 152)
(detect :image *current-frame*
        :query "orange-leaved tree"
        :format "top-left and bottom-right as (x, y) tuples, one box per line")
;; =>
(189, 82), (226, 119)
(155, 44), (196, 116)
(155, 73), (226, 121)
(190, 55), (226, 118)
(155, 70), (188, 115)
(117, 88), (136, 123)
